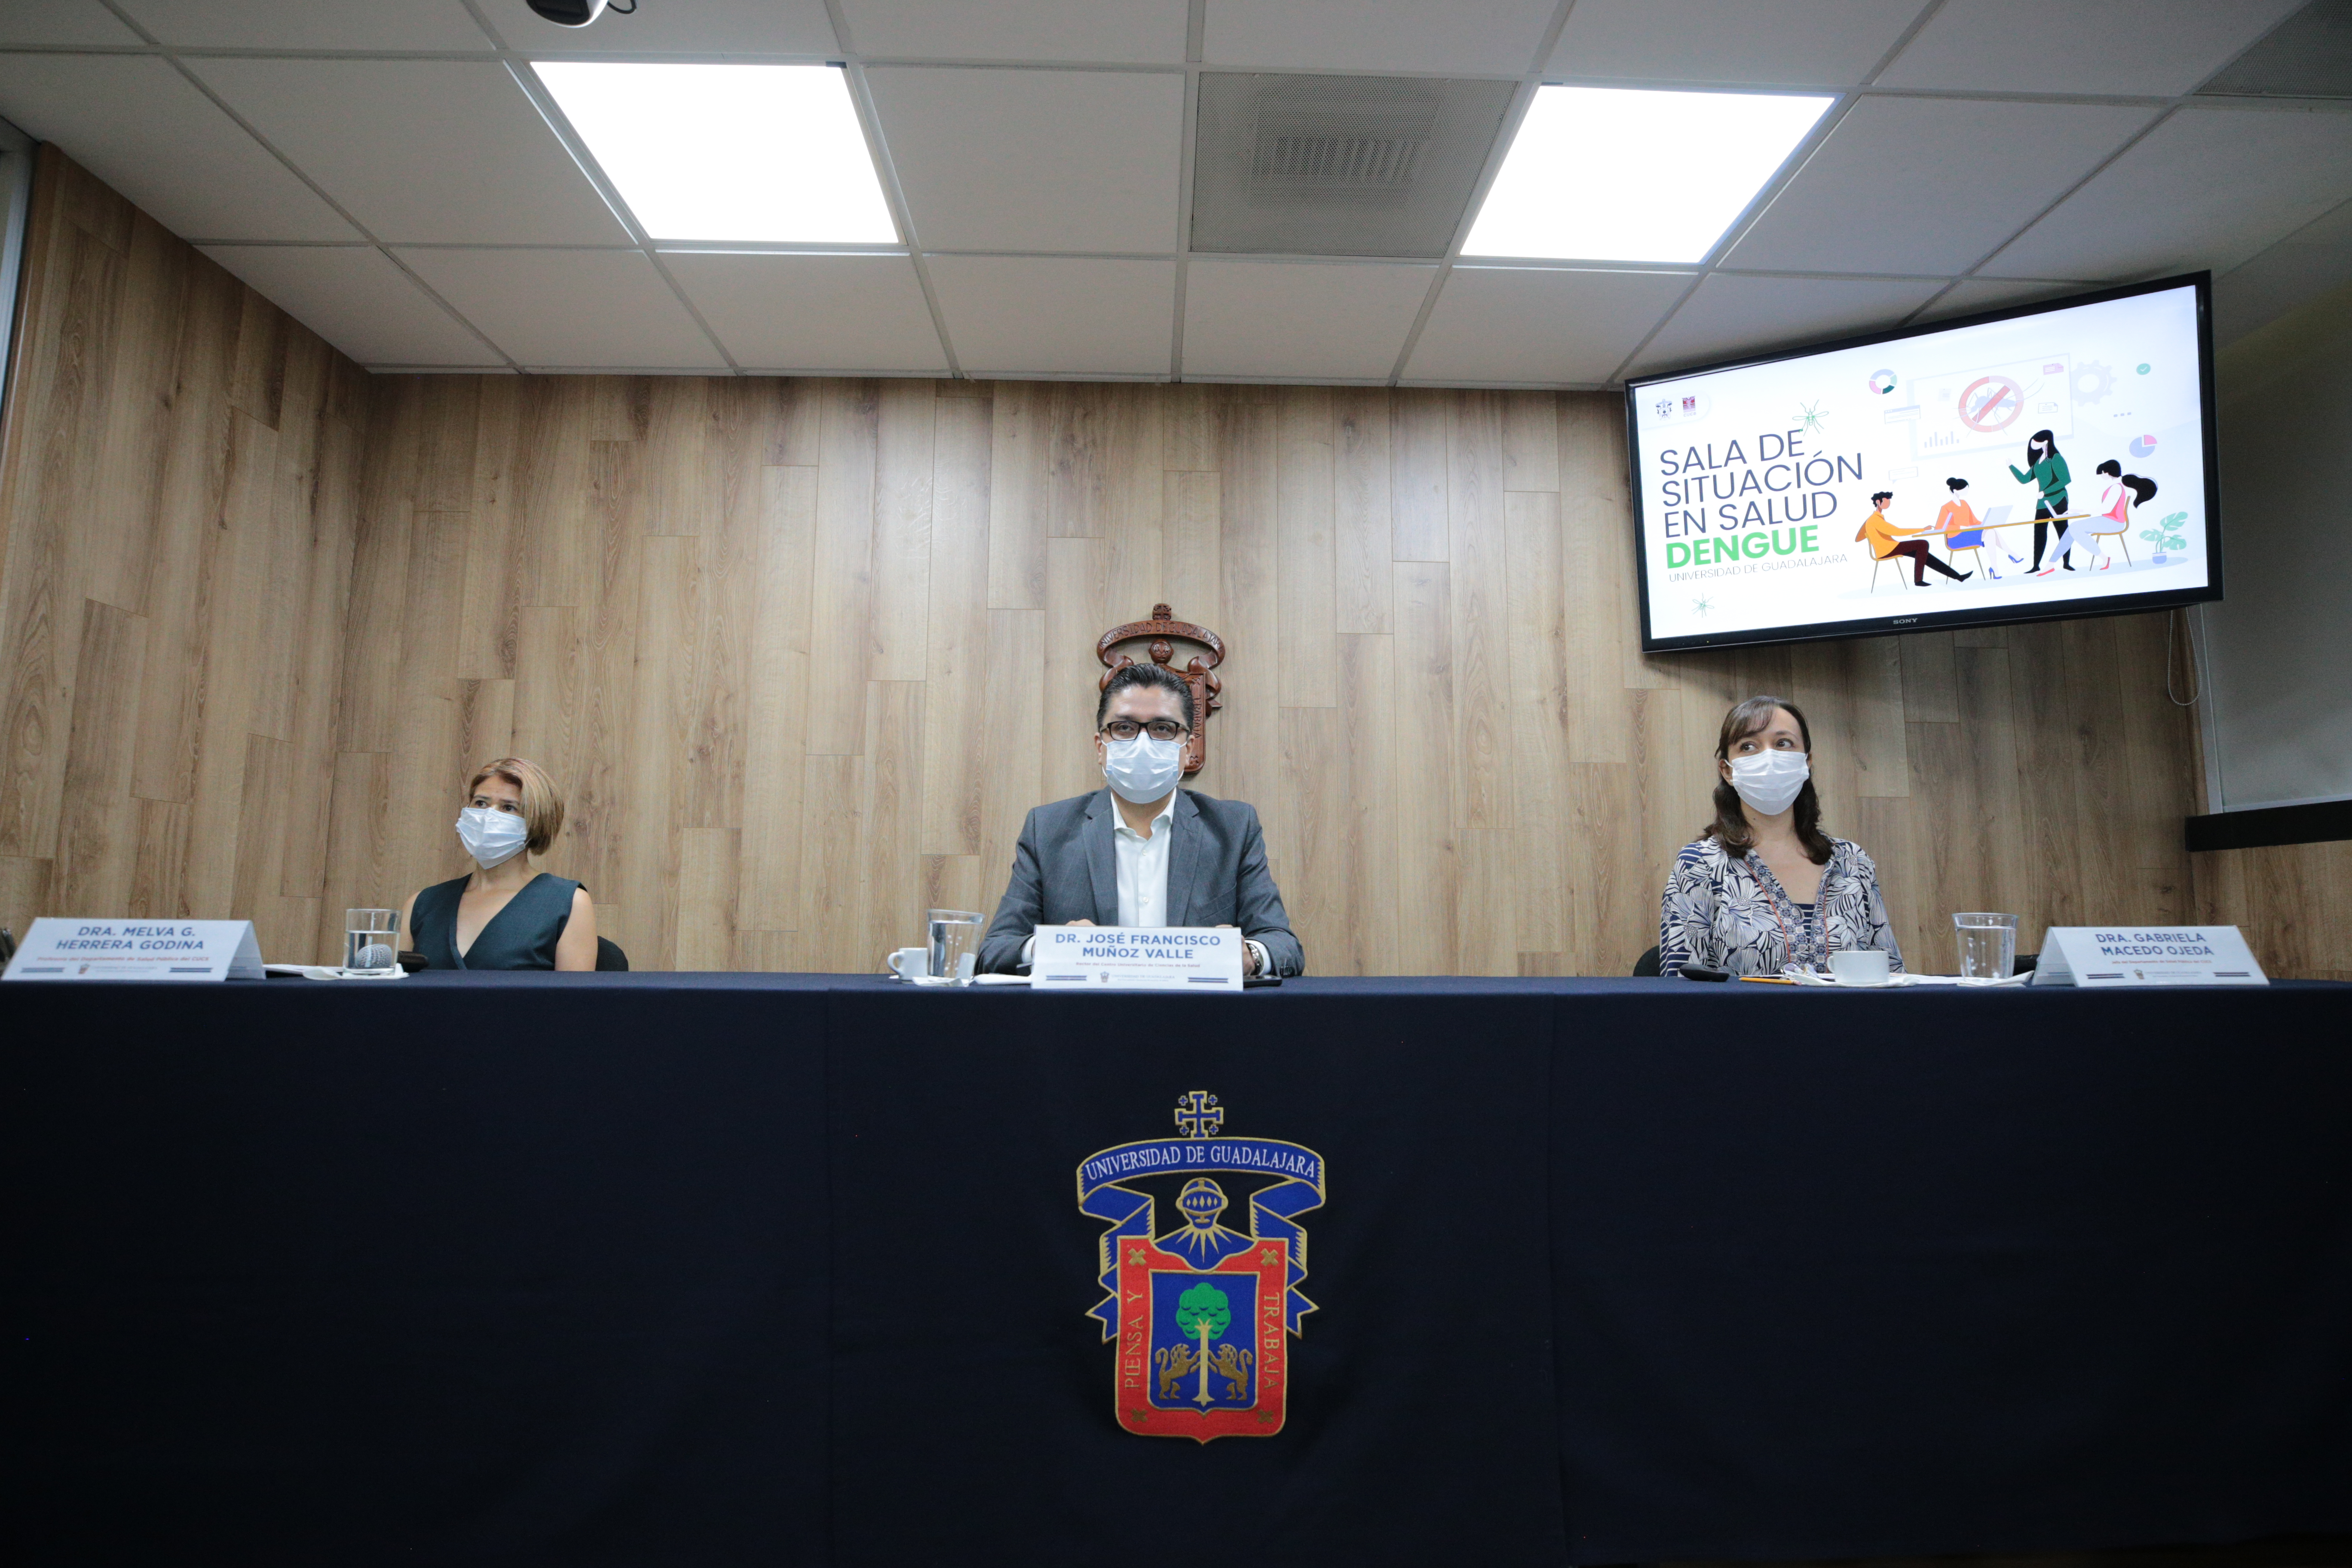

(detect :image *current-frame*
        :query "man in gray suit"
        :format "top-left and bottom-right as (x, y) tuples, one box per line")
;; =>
(978, 662), (1304, 977)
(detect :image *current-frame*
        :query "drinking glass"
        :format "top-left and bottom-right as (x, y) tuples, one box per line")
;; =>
(1953, 912), (2018, 980)
(928, 909), (984, 986)
(343, 907), (400, 975)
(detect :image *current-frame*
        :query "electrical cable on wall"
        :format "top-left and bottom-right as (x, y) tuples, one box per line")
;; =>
(2166, 606), (2201, 708)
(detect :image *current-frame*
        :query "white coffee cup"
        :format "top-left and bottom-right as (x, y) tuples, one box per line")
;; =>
(1827, 948), (1890, 984)
(885, 946), (928, 980)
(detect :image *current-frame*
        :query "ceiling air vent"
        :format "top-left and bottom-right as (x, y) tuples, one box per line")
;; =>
(1191, 73), (1516, 258)
(1250, 99), (1435, 197)
(2201, 0), (2352, 98)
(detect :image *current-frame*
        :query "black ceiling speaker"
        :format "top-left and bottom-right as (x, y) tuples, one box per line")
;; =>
(528, 0), (636, 26)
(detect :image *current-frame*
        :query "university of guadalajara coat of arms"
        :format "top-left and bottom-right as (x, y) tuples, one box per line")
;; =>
(1075, 1092), (1326, 1442)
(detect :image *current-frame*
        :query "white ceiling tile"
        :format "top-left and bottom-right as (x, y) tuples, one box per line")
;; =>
(1205, 0), (1556, 76)
(1627, 273), (1943, 377)
(2213, 199), (2352, 346)
(1980, 106), (2352, 282)
(1727, 97), (2155, 276)
(2216, 245), (2352, 348)
(1549, 0), (1922, 88)
(188, 58), (628, 245)
(200, 244), (493, 364)
(0, 54), (358, 241)
(112, 0), (492, 51)
(0, 0), (139, 45)
(1406, 266), (1690, 384)
(1910, 277), (2095, 325)
(868, 67), (1183, 253)
(842, 0), (1186, 64)
(1878, 0), (2306, 96)
(478, 0), (837, 55)
(398, 248), (724, 368)
(2275, 196), (2352, 252)
(927, 255), (1173, 375)
(1182, 260), (1433, 379)
(661, 251), (946, 371)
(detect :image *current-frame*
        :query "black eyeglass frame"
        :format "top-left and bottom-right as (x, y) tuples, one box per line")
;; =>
(1097, 719), (1192, 742)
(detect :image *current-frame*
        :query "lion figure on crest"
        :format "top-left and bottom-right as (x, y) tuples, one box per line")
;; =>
(1207, 1342), (1253, 1398)
(1154, 1341), (1198, 1400)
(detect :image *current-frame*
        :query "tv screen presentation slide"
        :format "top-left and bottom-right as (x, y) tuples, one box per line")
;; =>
(1626, 276), (2219, 651)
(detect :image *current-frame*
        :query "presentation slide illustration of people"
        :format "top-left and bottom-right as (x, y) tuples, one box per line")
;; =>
(1634, 285), (2207, 642)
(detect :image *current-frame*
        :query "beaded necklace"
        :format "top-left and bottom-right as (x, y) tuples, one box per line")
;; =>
(1748, 851), (1829, 972)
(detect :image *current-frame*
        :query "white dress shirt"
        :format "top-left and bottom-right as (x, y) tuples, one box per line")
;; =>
(1112, 789), (1179, 926)
(1020, 790), (1266, 973)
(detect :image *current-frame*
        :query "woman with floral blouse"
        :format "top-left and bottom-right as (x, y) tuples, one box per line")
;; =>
(1657, 695), (1904, 978)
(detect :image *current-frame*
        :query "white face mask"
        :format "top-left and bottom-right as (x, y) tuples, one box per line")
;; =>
(1101, 734), (1184, 805)
(1727, 748), (1809, 817)
(456, 805), (530, 869)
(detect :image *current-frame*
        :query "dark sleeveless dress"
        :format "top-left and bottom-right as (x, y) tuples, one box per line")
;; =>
(411, 873), (582, 971)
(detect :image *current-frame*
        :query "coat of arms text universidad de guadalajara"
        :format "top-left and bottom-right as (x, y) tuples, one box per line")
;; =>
(1075, 1092), (1325, 1442)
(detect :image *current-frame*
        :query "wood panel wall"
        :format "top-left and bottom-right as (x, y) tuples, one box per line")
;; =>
(2195, 842), (2352, 982)
(0, 152), (2223, 975)
(322, 372), (2202, 975)
(0, 147), (365, 957)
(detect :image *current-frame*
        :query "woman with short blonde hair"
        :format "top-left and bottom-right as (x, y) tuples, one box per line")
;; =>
(401, 757), (597, 971)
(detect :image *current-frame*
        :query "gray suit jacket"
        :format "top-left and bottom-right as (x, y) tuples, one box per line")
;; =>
(978, 789), (1305, 976)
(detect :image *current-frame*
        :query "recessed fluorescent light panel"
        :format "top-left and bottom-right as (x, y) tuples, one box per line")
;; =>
(533, 62), (898, 244)
(1464, 86), (1831, 263)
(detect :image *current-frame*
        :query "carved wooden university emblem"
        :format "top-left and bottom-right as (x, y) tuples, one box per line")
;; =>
(1096, 603), (1224, 775)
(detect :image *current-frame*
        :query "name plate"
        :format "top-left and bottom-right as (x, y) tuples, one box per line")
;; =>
(2032, 925), (2267, 988)
(1031, 925), (1245, 991)
(3, 917), (264, 982)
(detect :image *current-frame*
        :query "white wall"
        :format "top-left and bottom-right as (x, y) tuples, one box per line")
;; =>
(2202, 277), (2352, 810)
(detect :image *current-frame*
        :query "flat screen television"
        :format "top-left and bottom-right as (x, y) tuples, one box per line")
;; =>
(1625, 273), (2220, 652)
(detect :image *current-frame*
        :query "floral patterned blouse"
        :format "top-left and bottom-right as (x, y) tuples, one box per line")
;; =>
(1657, 834), (1904, 978)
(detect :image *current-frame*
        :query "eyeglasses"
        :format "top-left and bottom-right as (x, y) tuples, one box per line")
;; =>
(1100, 719), (1190, 742)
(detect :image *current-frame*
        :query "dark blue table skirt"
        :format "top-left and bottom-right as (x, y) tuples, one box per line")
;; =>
(6, 976), (2351, 1567)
